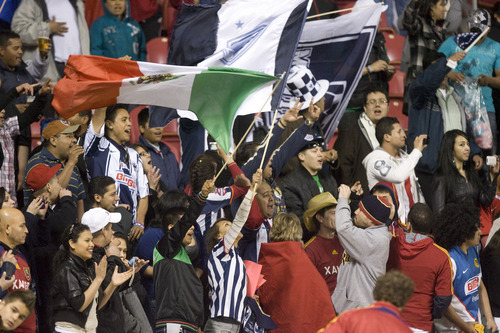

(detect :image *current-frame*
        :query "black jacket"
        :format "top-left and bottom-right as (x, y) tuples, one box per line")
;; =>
(432, 169), (496, 214)
(52, 253), (97, 328)
(154, 194), (206, 331)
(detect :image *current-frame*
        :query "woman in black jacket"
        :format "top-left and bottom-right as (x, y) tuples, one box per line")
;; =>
(51, 224), (132, 332)
(432, 130), (498, 214)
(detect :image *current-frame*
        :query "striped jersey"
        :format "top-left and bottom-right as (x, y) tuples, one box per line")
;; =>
(207, 240), (247, 323)
(84, 122), (149, 222)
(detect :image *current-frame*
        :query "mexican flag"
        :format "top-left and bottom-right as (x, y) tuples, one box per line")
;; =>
(52, 55), (278, 152)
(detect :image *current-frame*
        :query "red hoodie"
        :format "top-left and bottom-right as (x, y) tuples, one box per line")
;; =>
(394, 233), (453, 331)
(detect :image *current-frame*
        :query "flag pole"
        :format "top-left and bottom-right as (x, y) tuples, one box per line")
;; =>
(307, 2), (382, 20)
(213, 72), (286, 182)
(464, 28), (489, 52)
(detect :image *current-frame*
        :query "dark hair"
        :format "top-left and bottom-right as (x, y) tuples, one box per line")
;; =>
(2, 289), (36, 312)
(137, 107), (150, 128)
(0, 187), (7, 207)
(407, 203), (434, 234)
(363, 85), (389, 106)
(77, 110), (92, 125)
(189, 154), (216, 195)
(375, 117), (399, 145)
(435, 130), (480, 199)
(373, 270), (414, 308)
(435, 203), (480, 250)
(105, 104), (128, 123)
(89, 176), (116, 204)
(52, 224), (91, 274)
(206, 218), (229, 254)
(0, 30), (20, 48)
(129, 143), (149, 153)
(423, 50), (446, 71)
(493, 2), (500, 18)
(417, 0), (447, 25)
(234, 142), (260, 167)
(151, 190), (189, 229)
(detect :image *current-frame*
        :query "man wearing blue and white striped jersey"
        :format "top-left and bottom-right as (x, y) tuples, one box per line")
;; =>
(84, 105), (149, 241)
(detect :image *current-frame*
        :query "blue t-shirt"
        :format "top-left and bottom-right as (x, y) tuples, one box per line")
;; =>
(438, 36), (500, 112)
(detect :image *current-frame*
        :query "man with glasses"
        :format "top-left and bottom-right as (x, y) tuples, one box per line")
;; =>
(334, 86), (390, 194)
(363, 117), (427, 226)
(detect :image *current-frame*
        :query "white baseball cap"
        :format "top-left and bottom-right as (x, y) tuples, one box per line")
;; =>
(81, 208), (121, 234)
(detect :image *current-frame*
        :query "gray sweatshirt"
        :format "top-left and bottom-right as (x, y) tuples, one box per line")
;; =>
(331, 198), (391, 313)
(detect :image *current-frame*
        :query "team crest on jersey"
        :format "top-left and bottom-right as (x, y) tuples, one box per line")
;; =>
(474, 258), (479, 268)
(23, 267), (31, 281)
(464, 276), (479, 295)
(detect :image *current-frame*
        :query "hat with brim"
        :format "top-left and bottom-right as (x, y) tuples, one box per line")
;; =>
(26, 163), (62, 192)
(299, 137), (324, 152)
(42, 119), (80, 140)
(81, 208), (121, 234)
(285, 65), (329, 110)
(303, 192), (338, 232)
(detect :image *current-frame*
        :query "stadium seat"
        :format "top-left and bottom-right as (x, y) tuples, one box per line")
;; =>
(383, 31), (405, 64)
(147, 37), (169, 64)
(388, 98), (408, 130)
(389, 68), (406, 98)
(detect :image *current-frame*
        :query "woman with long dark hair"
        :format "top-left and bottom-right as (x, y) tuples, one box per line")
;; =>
(432, 130), (498, 214)
(51, 224), (132, 332)
(481, 229), (500, 329)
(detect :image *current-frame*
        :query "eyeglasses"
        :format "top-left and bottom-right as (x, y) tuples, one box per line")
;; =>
(367, 99), (388, 106)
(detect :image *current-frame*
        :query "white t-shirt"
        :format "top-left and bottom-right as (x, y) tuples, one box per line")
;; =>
(46, 0), (82, 62)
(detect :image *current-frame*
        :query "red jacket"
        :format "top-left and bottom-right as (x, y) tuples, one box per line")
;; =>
(258, 241), (335, 333)
(319, 301), (412, 333)
(394, 233), (453, 331)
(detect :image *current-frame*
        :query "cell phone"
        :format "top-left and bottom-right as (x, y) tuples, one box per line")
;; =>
(1, 261), (16, 280)
(423, 138), (429, 145)
(486, 156), (497, 167)
(40, 198), (46, 210)
(209, 142), (218, 151)
(128, 256), (137, 267)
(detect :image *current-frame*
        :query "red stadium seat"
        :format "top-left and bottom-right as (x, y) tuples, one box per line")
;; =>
(383, 31), (405, 64)
(146, 37), (169, 64)
(388, 98), (408, 130)
(389, 68), (406, 98)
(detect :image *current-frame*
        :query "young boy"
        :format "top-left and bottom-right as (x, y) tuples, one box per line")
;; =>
(153, 179), (214, 333)
(0, 290), (35, 332)
(90, 0), (147, 61)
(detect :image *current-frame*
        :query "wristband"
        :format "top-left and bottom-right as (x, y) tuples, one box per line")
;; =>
(198, 192), (208, 201)
(133, 222), (144, 229)
(367, 65), (373, 74)
(278, 118), (286, 127)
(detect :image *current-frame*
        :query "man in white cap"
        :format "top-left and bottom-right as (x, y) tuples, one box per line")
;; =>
(81, 207), (121, 263)
(23, 119), (85, 220)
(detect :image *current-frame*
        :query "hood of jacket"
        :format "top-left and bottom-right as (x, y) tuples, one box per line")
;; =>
(398, 232), (434, 260)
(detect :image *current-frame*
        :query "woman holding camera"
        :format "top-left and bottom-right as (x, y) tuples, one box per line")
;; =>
(432, 130), (499, 218)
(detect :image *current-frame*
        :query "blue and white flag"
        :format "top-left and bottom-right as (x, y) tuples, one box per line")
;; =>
(152, 0), (310, 124)
(279, 0), (386, 142)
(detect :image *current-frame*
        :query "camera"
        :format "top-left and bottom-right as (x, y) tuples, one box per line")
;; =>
(423, 138), (429, 145)
(486, 156), (497, 167)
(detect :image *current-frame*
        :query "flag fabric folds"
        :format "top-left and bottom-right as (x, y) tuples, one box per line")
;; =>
(161, 0), (310, 123)
(279, 0), (386, 143)
(51, 55), (277, 152)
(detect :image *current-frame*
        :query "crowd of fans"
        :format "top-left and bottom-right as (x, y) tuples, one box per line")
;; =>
(0, 0), (499, 333)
